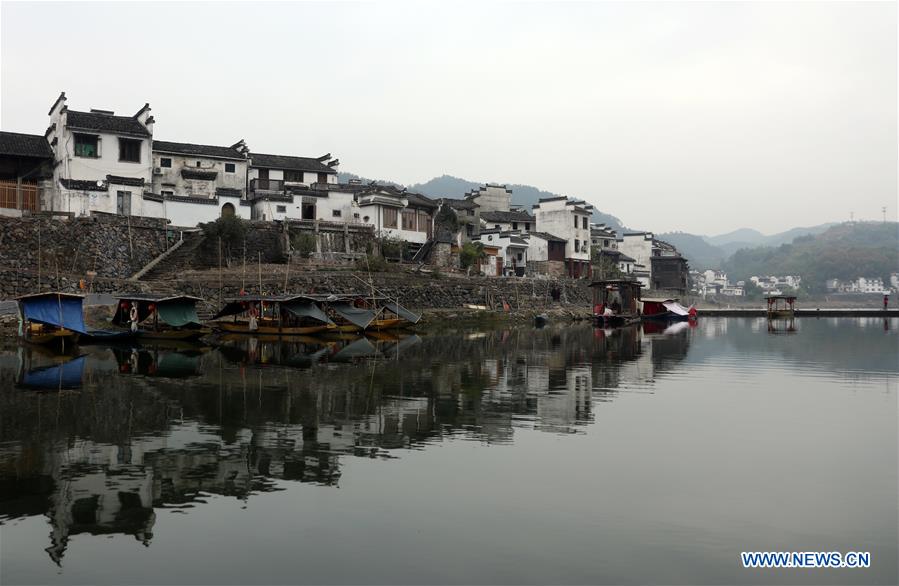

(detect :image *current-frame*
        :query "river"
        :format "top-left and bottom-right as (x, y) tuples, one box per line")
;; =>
(1, 317), (896, 585)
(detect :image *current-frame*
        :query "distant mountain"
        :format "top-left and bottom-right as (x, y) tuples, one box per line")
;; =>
(656, 232), (727, 270)
(339, 172), (626, 231)
(706, 228), (766, 247)
(722, 222), (898, 292)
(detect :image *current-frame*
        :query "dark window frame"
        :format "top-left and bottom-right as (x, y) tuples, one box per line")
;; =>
(160, 157), (172, 168)
(74, 133), (99, 158)
(225, 163), (236, 173)
(118, 138), (141, 163)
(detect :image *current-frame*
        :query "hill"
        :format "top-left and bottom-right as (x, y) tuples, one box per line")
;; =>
(722, 222), (898, 292)
(339, 172), (626, 231)
(708, 223), (837, 257)
(656, 232), (727, 270)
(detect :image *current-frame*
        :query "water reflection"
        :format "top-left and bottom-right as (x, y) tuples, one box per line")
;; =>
(2, 318), (895, 581)
(0, 324), (694, 564)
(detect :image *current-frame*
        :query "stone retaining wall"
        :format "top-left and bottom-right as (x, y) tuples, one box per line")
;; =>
(0, 213), (173, 281)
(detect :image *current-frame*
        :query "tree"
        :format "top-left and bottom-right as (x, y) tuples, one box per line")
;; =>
(460, 241), (487, 271)
(200, 216), (248, 266)
(591, 247), (622, 279)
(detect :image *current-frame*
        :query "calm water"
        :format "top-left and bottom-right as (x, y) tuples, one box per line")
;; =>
(1, 318), (896, 585)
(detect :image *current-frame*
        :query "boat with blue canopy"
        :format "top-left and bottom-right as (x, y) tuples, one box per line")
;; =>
(16, 292), (87, 346)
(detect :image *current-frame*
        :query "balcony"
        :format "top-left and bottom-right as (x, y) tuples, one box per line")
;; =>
(250, 178), (285, 192)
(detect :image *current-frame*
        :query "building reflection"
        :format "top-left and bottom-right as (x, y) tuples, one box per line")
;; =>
(0, 324), (693, 564)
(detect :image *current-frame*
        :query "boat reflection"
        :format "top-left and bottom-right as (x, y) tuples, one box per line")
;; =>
(0, 324), (692, 565)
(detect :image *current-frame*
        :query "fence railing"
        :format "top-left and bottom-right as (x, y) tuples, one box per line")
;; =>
(250, 178), (285, 192)
(0, 180), (41, 212)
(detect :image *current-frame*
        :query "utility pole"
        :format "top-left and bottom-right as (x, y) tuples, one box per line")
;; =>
(883, 206), (887, 223)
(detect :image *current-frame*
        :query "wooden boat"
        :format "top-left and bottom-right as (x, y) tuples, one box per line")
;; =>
(113, 295), (209, 341)
(16, 292), (86, 346)
(588, 280), (643, 327)
(316, 295), (421, 332)
(766, 295), (796, 319)
(211, 295), (337, 336)
(641, 297), (696, 322)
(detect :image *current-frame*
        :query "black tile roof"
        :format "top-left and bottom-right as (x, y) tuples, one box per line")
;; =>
(0, 131), (53, 159)
(250, 152), (336, 174)
(481, 210), (534, 223)
(153, 140), (245, 161)
(528, 231), (566, 243)
(66, 110), (150, 137)
(107, 175), (145, 186)
(405, 192), (438, 210)
(441, 198), (479, 210)
(60, 178), (107, 191)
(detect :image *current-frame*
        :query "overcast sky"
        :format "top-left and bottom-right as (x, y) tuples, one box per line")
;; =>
(2, 1), (896, 235)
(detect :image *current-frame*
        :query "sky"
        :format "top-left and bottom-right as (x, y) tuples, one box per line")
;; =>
(1, 1), (896, 235)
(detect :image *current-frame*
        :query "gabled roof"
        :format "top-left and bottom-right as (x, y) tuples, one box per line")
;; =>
(481, 210), (534, 223)
(0, 131), (53, 159)
(153, 140), (245, 161)
(441, 197), (479, 210)
(250, 152), (337, 174)
(527, 231), (566, 243)
(405, 192), (438, 210)
(66, 110), (150, 137)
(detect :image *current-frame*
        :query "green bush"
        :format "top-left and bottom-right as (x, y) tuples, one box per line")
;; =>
(200, 216), (247, 266)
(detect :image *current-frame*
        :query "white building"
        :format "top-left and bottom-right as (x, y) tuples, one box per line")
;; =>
(463, 183), (512, 214)
(356, 186), (437, 245)
(149, 139), (251, 226)
(45, 93), (155, 217)
(474, 230), (529, 276)
(532, 196), (592, 278)
(480, 209), (534, 234)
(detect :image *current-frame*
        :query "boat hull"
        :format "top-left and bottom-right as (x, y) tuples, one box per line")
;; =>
(593, 314), (640, 327)
(216, 322), (335, 336)
(23, 328), (79, 345)
(138, 328), (210, 341)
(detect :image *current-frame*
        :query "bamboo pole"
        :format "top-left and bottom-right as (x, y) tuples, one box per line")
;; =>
(218, 237), (223, 309)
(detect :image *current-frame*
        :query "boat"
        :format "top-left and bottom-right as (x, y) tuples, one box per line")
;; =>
(211, 295), (337, 336)
(15, 292), (87, 346)
(313, 294), (420, 332)
(113, 295), (209, 341)
(766, 295), (796, 319)
(588, 280), (643, 327)
(372, 301), (421, 330)
(641, 297), (696, 322)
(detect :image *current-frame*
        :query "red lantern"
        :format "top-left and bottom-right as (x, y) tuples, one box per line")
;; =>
(148, 303), (156, 312)
(120, 301), (129, 309)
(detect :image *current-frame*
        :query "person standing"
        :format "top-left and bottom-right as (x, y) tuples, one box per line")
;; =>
(884, 294), (890, 311)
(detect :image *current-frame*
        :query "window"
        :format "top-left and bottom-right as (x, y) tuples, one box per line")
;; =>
(467, 209), (475, 217)
(603, 239), (609, 247)
(116, 191), (131, 215)
(402, 210), (417, 230)
(517, 253), (523, 261)
(196, 161), (202, 167)
(225, 163), (236, 173)
(582, 217), (588, 230)
(494, 224), (500, 229)
(574, 216), (578, 228)
(575, 239), (580, 252)
(487, 235), (493, 241)
(384, 208), (398, 228)
(512, 222), (518, 230)
(74, 134), (99, 158)
(160, 157), (172, 168)
(353, 213), (360, 219)
(118, 139), (141, 163)
(466, 225), (473, 236)
(276, 205), (287, 213)
(317, 172), (328, 183)
(332, 210), (341, 217)
(363, 215), (370, 222)
(525, 223), (530, 230)
(284, 170), (304, 182)
(161, 190), (174, 197)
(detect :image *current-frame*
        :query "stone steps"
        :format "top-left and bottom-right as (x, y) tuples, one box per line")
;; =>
(140, 232), (206, 280)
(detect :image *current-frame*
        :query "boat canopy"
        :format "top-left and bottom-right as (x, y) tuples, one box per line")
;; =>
(331, 302), (377, 329)
(281, 300), (334, 325)
(114, 295), (203, 327)
(381, 301), (421, 324)
(19, 355), (86, 390)
(662, 300), (690, 316)
(17, 293), (87, 334)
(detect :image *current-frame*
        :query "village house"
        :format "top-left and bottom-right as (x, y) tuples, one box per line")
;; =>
(44, 92), (155, 217)
(480, 209), (534, 234)
(461, 183), (514, 236)
(531, 196), (592, 278)
(620, 232), (689, 292)
(526, 231), (568, 277)
(590, 224), (635, 278)
(148, 139), (251, 226)
(473, 229), (529, 276)
(826, 277), (887, 294)
(0, 131), (54, 216)
(438, 197), (479, 241)
(248, 152), (344, 222)
(356, 185), (437, 248)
